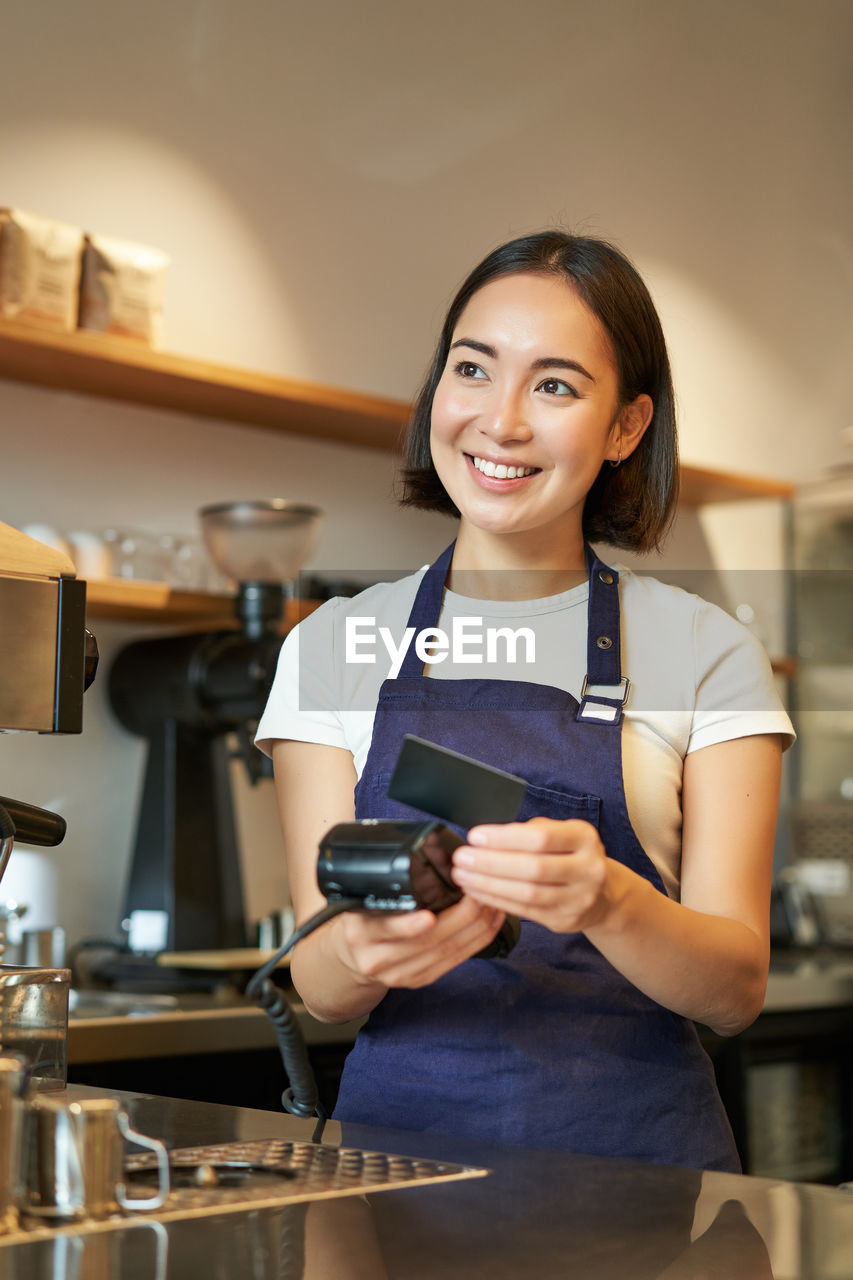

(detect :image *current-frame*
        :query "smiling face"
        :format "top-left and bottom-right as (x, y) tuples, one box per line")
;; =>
(429, 271), (650, 569)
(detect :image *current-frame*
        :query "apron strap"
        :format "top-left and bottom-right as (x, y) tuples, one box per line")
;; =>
(577, 548), (629, 725)
(397, 541), (456, 678)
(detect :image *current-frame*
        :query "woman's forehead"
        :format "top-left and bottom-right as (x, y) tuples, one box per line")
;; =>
(453, 272), (615, 368)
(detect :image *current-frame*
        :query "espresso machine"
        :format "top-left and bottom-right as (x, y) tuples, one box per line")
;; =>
(108, 501), (322, 960)
(0, 521), (97, 1088)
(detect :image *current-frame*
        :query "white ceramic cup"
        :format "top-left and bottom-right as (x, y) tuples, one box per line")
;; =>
(19, 523), (73, 560)
(66, 530), (112, 580)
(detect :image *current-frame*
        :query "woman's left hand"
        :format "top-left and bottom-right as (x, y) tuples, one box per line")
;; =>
(451, 817), (614, 934)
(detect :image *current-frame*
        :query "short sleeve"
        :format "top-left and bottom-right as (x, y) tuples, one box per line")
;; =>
(687, 599), (796, 754)
(255, 598), (347, 757)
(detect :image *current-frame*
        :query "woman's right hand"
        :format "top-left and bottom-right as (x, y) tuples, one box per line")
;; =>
(331, 896), (506, 991)
(273, 738), (504, 1021)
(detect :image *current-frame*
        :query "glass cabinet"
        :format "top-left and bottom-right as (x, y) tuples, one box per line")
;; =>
(788, 469), (853, 808)
(785, 469), (853, 946)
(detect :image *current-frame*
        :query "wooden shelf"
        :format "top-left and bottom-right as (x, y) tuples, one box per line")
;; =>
(677, 465), (793, 506)
(0, 317), (794, 504)
(84, 578), (318, 628)
(0, 317), (408, 450)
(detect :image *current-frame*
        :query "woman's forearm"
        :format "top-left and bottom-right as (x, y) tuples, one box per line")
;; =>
(290, 916), (389, 1024)
(583, 860), (768, 1036)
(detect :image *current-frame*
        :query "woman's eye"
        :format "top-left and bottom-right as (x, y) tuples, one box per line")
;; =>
(454, 360), (487, 380)
(537, 377), (577, 397)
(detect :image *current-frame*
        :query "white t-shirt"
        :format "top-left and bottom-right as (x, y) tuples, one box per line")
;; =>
(256, 565), (794, 900)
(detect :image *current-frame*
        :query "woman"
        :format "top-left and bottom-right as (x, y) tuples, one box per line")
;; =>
(256, 231), (794, 1171)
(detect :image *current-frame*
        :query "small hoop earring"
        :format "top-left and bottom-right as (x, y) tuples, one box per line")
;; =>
(609, 446), (622, 469)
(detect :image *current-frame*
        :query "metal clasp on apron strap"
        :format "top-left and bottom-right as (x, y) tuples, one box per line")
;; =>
(576, 674), (631, 724)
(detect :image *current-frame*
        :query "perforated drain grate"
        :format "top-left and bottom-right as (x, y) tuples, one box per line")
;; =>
(124, 1137), (486, 1208)
(0, 1139), (488, 1246)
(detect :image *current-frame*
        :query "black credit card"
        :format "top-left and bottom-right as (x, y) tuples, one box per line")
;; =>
(387, 734), (528, 830)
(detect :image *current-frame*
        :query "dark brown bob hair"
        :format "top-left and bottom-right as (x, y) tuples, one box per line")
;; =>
(399, 230), (679, 553)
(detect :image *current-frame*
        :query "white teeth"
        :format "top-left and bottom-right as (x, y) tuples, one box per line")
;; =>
(472, 456), (535, 478)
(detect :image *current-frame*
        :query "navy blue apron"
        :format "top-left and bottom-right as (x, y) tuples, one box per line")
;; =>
(333, 543), (739, 1171)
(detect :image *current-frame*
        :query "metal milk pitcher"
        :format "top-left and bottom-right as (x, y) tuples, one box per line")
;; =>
(23, 1095), (170, 1221)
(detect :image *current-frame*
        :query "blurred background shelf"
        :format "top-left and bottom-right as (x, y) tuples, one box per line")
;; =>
(84, 578), (319, 628)
(0, 320), (793, 505)
(677, 464), (794, 506)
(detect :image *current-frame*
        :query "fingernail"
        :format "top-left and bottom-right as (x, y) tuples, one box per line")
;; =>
(468, 828), (487, 845)
(454, 849), (474, 867)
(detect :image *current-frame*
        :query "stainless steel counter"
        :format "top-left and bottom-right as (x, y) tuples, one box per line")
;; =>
(1, 1085), (852, 1278)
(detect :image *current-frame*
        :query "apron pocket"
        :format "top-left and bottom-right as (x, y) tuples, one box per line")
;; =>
(520, 784), (601, 827)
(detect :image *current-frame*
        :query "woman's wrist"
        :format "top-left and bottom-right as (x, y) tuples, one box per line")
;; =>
(584, 858), (651, 939)
(327, 913), (390, 995)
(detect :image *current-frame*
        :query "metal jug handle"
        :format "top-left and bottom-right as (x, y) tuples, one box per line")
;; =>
(115, 1112), (170, 1211)
(126, 1219), (170, 1280)
(64, 1108), (87, 1209)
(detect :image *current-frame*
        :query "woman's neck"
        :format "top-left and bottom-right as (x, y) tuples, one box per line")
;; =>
(447, 525), (588, 601)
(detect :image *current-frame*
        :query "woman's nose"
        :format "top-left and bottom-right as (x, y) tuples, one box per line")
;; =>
(478, 386), (533, 444)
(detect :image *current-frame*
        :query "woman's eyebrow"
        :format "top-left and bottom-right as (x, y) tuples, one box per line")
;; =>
(530, 355), (596, 382)
(450, 338), (496, 358)
(450, 338), (596, 383)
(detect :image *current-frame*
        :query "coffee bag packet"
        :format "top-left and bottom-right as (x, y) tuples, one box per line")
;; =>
(0, 208), (84, 331)
(78, 234), (169, 346)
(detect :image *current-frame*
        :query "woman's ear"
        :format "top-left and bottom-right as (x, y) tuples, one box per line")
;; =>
(611, 394), (654, 464)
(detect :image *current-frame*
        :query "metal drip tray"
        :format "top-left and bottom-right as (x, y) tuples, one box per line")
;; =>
(126, 1138), (487, 1209)
(1, 1139), (488, 1246)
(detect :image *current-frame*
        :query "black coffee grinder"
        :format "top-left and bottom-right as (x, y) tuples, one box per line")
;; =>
(108, 501), (323, 955)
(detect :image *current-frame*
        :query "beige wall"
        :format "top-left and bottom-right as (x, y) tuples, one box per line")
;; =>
(1, 0), (850, 946)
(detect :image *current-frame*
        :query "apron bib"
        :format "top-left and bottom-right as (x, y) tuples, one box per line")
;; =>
(333, 543), (739, 1171)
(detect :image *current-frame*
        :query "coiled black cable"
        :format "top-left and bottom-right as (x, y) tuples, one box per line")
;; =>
(246, 899), (361, 1143)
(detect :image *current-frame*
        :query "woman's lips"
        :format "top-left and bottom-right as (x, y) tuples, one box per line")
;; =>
(465, 453), (541, 490)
